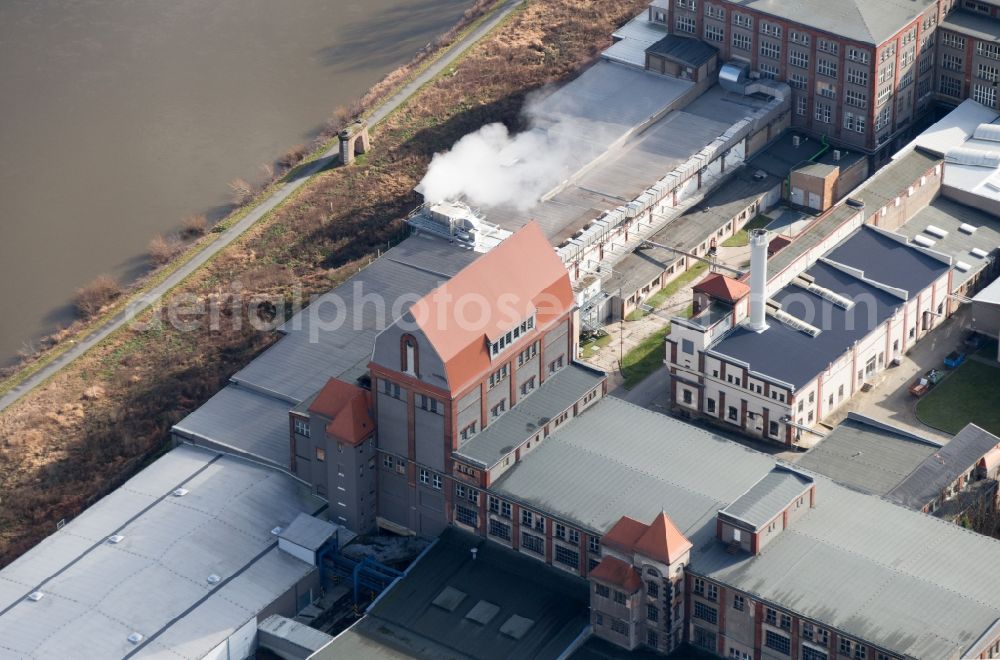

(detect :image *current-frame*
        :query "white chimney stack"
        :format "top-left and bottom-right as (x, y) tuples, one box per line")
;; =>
(748, 229), (769, 333)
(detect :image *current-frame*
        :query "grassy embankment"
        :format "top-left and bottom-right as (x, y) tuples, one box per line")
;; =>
(0, 0), (650, 567)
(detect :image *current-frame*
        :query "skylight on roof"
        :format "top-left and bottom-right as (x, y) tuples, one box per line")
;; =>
(973, 123), (1000, 143)
(946, 146), (1000, 168)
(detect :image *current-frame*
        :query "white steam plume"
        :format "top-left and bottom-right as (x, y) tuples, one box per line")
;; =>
(416, 91), (603, 211)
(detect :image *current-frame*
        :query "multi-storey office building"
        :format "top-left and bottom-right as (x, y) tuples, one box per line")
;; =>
(654, 0), (1000, 157)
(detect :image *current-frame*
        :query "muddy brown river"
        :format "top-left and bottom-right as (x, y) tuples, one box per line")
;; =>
(0, 0), (472, 364)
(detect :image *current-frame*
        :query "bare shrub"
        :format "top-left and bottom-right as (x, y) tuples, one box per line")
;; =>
(278, 144), (308, 170)
(180, 214), (208, 238)
(259, 162), (275, 182)
(74, 274), (121, 319)
(229, 177), (256, 206)
(148, 234), (182, 265)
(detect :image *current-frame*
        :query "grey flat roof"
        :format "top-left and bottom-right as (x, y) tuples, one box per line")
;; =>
(719, 467), (812, 530)
(0, 445), (321, 659)
(454, 363), (606, 468)
(895, 197), (1000, 289)
(750, 133), (865, 180)
(734, 0), (936, 44)
(231, 233), (478, 404)
(795, 414), (939, 496)
(259, 615), (334, 653)
(712, 258), (904, 388)
(645, 34), (717, 67)
(887, 423), (1000, 510)
(768, 149), (941, 278)
(496, 397), (1000, 659)
(480, 70), (777, 244)
(942, 9), (1000, 42)
(172, 384), (292, 469)
(279, 513), (336, 551)
(824, 225), (950, 296)
(321, 528), (589, 660)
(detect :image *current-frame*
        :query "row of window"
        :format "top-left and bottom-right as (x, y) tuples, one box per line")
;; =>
(489, 316), (535, 357)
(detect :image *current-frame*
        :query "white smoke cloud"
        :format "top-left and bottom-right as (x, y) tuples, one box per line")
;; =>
(416, 121), (574, 211)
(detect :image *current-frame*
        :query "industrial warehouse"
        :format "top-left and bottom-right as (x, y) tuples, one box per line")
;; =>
(4, 0), (1000, 659)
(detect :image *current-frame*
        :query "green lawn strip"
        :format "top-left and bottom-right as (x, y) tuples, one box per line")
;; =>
(628, 261), (709, 320)
(915, 359), (1000, 436)
(622, 324), (671, 389)
(720, 214), (772, 248)
(580, 333), (612, 359)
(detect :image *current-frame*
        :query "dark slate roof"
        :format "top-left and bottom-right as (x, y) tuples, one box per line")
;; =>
(454, 363), (606, 468)
(711, 259), (903, 388)
(887, 424), (1000, 510)
(796, 414), (939, 496)
(322, 527), (589, 660)
(645, 34), (717, 67)
(719, 466), (813, 530)
(824, 225), (950, 297)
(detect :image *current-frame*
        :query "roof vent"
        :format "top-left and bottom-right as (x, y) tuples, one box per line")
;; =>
(913, 235), (936, 248)
(107, 534), (125, 544)
(833, 149), (842, 162)
(924, 224), (949, 239)
(792, 135), (801, 148)
(26, 591), (44, 602)
(207, 574), (221, 585)
(845, 197), (864, 209)
(956, 260), (973, 272)
(270, 526), (284, 536)
(172, 488), (189, 497)
(127, 632), (144, 645)
(971, 247), (990, 259)
(959, 223), (978, 235)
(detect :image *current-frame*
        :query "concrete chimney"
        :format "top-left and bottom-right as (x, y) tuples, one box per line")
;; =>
(748, 229), (769, 333)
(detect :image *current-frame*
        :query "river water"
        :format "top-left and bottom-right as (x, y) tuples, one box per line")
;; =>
(0, 0), (473, 365)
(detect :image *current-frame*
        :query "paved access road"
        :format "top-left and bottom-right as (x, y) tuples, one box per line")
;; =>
(0, 0), (523, 415)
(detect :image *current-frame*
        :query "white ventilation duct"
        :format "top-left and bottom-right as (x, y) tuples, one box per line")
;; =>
(748, 229), (770, 333)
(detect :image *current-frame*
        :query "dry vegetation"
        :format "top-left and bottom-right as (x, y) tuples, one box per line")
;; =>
(0, 0), (648, 566)
(73, 275), (122, 320)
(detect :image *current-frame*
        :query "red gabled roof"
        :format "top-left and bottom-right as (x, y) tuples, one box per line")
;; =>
(308, 378), (375, 446)
(601, 516), (648, 556)
(602, 513), (692, 565)
(634, 512), (693, 565)
(589, 556), (642, 593)
(408, 222), (573, 392)
(693, 272), (750, 304)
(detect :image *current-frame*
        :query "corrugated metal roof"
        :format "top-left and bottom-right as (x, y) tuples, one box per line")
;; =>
(645, 34), (717, 68)
(0, 445), (321, 660)
(172, 384), (292, 469)
(231, 234), (479, 404)
(796, 415), (938, 496)
(495, 397), (1000, 658)
(887, 424), (1000, 510)
(719, 467), (812, 530)
(279, 513), (336, 551)
(454, 363), (606, 468)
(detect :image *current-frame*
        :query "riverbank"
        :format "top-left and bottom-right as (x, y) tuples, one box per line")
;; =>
(0, 0), (649, 566)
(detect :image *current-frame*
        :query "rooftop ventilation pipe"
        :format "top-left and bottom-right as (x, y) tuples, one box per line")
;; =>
(748, 229), (770, 333)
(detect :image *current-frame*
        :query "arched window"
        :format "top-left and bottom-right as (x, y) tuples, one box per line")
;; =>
(400, 334), (418, 377)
